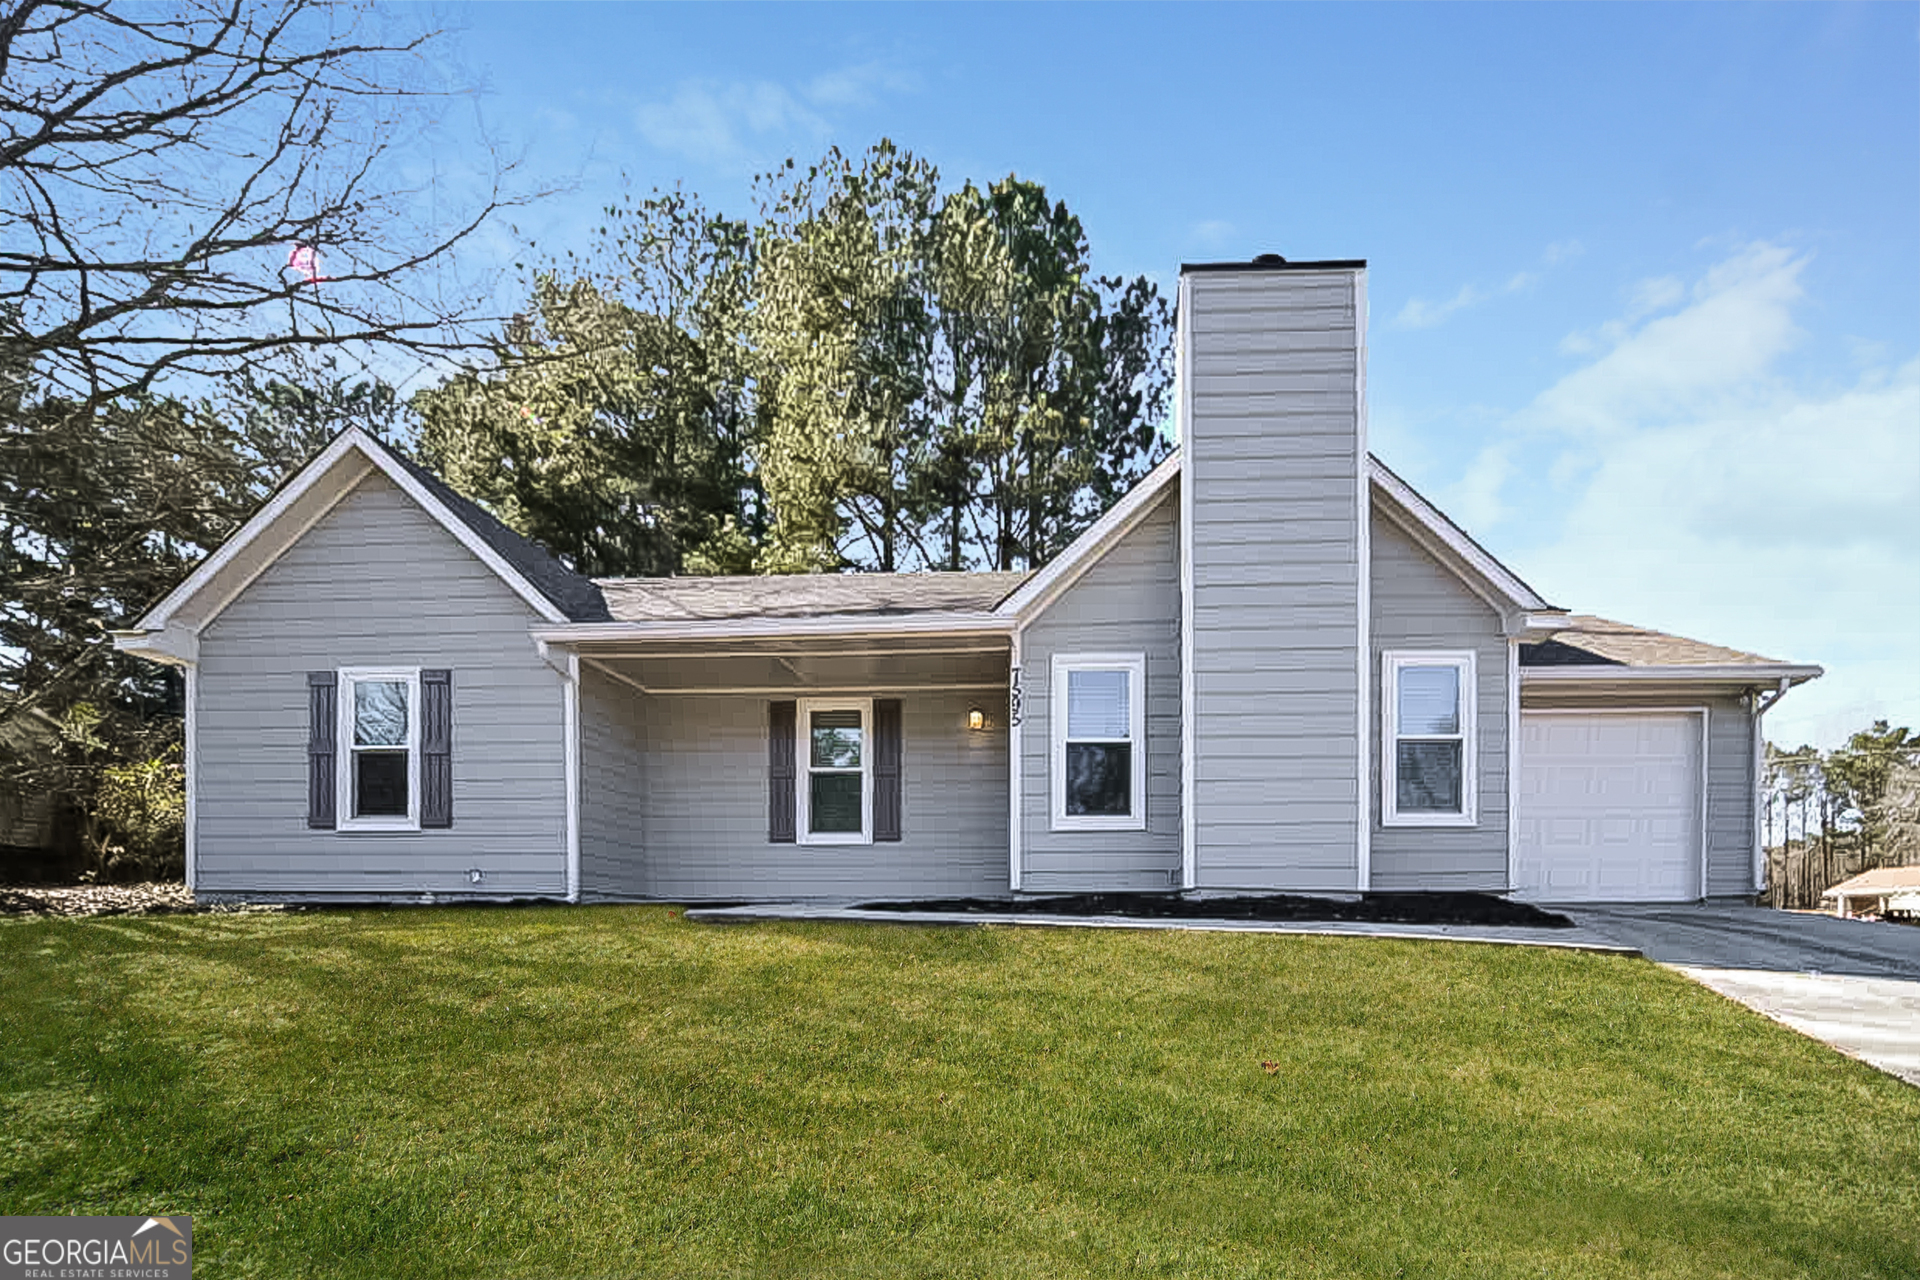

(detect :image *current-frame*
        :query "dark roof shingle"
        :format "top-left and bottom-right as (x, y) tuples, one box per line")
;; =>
(1520, 615), (1784, 668)
(591, 571), (1030, 623)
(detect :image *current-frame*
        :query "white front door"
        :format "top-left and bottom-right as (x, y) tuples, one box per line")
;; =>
(1515, 711), (1702, 902)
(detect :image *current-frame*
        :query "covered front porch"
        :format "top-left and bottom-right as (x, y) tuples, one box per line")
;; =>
(550, 627), (1016, 902)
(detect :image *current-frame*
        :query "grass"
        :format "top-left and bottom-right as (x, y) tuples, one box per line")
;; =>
(1, 907), (1915, 1279)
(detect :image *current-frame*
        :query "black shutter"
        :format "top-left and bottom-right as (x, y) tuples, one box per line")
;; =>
(421, 669), (453, 828)
(769, 700), (797, 843)
(307, 671), (337, 829)
(873, 698), (902, 842)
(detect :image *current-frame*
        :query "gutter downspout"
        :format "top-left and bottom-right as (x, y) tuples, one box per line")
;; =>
(1751, 676), (1793, 899)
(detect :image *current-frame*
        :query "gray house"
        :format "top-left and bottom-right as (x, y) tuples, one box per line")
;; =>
(114, 258), (1821, 906)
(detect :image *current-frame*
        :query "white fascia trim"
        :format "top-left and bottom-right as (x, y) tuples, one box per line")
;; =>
(132, 428), (569, 635)
(1381, 649), (1479, 829)
(1366, 457), (1553, 614)
(1353, 267), (1372, 892)
(183, 665), (198, 892)
(1009, 628), (1024, 892)
(1176, 272), (1198, 891)
(562, 651), (581, 902)
(1048, 652), (1148, 833)
(110, 626), (198, 667)
(994, 451), (1183, 623)
(532, 612), (1014, 645)
(1521, 665), (1824, 684)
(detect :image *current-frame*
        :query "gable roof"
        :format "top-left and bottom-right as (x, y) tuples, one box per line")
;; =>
(1365, 455), (1554, 615)
(358, 434), (611, 623)
(122, 428), (609, 647)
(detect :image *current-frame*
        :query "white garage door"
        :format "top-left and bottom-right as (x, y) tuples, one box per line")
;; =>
(1515, 712), (1702, 902)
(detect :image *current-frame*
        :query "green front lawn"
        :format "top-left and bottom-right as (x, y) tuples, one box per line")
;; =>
(1, 907), (1913, 1278)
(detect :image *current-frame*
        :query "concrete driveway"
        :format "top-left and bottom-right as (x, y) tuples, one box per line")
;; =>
(1573, 906), (1920, 1087)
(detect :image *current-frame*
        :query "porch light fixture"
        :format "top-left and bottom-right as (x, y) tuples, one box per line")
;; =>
(968, 707), (987, 731)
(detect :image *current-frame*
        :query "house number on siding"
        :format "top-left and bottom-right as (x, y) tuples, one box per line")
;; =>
(1008, 668), (1022, 727)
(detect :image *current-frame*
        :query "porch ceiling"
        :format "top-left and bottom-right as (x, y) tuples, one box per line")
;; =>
(574, 636), (1010, 695)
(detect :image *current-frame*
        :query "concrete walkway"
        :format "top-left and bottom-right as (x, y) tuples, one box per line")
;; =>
(1572, 906), (1920, 1087)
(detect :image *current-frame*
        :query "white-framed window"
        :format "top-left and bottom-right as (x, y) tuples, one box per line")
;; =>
(797, 697), (871, 845)
(1382, 650), (1476, 827)
(337, 667), (421, 832)
(1050, 653), (1147, 832)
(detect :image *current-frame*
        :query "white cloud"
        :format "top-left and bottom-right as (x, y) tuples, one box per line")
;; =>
(1189, 219), (1236, 251)
(635, 81), (830, 165)
(1395, 283), (1488, 329)
(1393, 248), (1559, 330)
(1489, 241), (1920, 748)
(632, 62), (912, 166)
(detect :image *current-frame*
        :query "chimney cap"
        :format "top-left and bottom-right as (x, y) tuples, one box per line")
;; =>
(1182, 257), (1367, 275)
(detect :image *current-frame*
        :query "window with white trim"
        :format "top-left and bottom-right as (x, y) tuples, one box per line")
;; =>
(1382, 651), (1476, 827)
(1050, 654), (1146, 831)
(798, 697), (871, 844)
(338, 668), (420, 831)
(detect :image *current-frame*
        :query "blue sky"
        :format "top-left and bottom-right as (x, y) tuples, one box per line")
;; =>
(434, 2), (1918, 749)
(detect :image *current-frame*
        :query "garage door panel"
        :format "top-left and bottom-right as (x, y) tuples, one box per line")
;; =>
(1516, 711), (1701, 903)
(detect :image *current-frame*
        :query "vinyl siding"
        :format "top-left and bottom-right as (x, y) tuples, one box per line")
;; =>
(1368, 509), (1511, 890)
(194, 472), (569, 898)
(1519, 686), (1757, 898)
(1184, 268), (1365, 890)
(1019, 491), (1183, 893)
(578, 664), (648, 899)
(642, 688), (1007, 900)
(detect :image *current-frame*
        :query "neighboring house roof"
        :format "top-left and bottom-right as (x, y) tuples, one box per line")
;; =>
(1822, 867), (1920, 898)
(594, 571), (1030, 623)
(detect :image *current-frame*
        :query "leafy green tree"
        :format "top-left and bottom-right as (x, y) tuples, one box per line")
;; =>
(415, 273), (762, 578)
(1825, 720), (1919, 868)
(752, 144), (941, 573)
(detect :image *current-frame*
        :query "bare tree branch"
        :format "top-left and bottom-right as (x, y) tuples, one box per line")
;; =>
(0, 0), (529, 407)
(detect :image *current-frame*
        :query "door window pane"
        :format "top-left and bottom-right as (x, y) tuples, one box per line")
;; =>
(1065, 742), (1132, 816)
(809, 772), (863, 834)
(354, 680), (409, 746)
(355, 750), (409, 817)
(1397, 666), (1459, 735)
(1066, 669), (1129, 740)
(1396, 741), (1463, 813)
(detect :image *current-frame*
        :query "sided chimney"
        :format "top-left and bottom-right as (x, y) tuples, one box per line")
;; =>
(1177, 256), (1370, 890)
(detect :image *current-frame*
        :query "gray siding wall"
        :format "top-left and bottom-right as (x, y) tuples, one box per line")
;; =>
(1018, 491), (1182, 893)
(1519, 687), (1757, 898)
(641, 688), (1007, 900)
(1185, 268), (1365, 890)
(578, 664), (648, 899)
(195, 473), (569, 898)
(1368, 509), (1511, 891)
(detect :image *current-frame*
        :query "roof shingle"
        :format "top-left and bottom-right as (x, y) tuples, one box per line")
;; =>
(591, 571), (1031, 623)
(1520, 615), (1784, 668)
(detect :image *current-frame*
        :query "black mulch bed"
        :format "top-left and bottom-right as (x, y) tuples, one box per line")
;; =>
(854, 891), (1574, 929)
